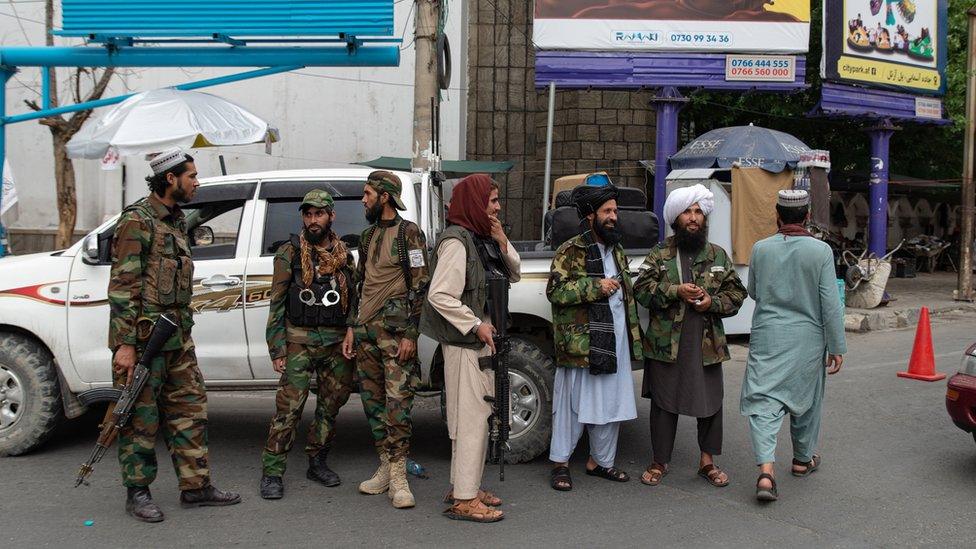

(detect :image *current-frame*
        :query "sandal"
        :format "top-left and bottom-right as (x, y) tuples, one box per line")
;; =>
(697, 464), (730, 487)
(443, 489), (502, 507)
(792, 455), (821, 477)
(756, 473), (778, 502)
(640, 463), (668, 486)
(585, 464), (630, 482)
(442, 498), (504, 523)
(551, 465), (572, 491)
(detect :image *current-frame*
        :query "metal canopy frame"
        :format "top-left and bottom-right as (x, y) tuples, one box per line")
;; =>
(534, 50), (809, 239)
(0, 1), (401, 256)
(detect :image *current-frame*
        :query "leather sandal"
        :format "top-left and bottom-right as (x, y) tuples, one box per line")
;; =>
(640, 463), (668, 486)
(697, 464), (730, 487)
(442, 498), (504, 523)
(443, 489), (502, 507)
(585, 464), (630, 482)
(756, 473), (778, 502)
(791, 455), (821, 477)
(551, 465), (572, 491)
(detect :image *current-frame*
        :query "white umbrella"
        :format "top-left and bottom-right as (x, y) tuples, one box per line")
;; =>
(66, 88), (278, 159)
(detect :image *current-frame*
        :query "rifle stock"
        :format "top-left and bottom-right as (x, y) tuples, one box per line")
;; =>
(74, 314), (178, 487)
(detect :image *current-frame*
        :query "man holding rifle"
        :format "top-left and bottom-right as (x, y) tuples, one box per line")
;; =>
(107, 148), (240, 522)
(421, 174), (520, 523)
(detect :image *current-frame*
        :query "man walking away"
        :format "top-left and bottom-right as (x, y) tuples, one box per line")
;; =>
(741, 190), (846, 502)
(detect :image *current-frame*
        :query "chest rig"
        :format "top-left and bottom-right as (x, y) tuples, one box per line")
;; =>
(286, 235), (349, 327)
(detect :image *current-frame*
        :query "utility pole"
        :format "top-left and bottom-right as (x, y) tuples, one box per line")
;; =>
(958, 8), (976, 302)
(411, 0), (440, 173)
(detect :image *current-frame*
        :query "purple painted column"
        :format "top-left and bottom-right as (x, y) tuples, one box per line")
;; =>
(651, 87), (687, 240)
(865, 120), (899, 257)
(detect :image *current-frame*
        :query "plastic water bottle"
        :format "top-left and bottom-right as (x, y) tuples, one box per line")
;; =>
(406, 459), (428, 479)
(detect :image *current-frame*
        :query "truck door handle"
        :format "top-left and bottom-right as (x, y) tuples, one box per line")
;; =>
(201, 275), (241, 288)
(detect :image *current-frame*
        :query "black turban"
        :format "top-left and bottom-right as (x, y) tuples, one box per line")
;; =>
(572, 184), (619, 218)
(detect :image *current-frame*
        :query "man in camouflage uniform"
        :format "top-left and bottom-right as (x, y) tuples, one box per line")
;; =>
(345, 170), (429, 509)
(546, 184), (644, 492)
(259, 190), (358, 500)
(109, 148), (240, 523)
(633, 184), (746, 488)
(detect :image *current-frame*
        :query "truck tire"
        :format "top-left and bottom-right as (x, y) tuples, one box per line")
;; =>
(505, 337), (555, 464)
(0, 333), (63, 456)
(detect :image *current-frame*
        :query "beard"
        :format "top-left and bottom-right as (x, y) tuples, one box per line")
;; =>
(593, 216), (622, 246)
(364, 200), (384, 224)
(303, 221), (331, 245)
(171, 184), (192, 204)
(673, 219), (708, 253)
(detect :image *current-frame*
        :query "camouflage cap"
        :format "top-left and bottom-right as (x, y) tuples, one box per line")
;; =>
(299, 189), (335, 210)
(366, 170), (406, 211)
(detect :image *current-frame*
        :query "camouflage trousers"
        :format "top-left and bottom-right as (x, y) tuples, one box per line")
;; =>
(112, 337), (209, 491)
(261, 340), (355, 477)
(355, 318), (420, 460)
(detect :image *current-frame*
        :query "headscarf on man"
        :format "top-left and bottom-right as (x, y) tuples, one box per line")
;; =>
(663, 183), (714, 226)
(571, 183), (619, 220)
(447, 173), (494, 236)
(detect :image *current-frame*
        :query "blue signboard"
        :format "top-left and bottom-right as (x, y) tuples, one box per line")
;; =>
(57, 0), (395, 38)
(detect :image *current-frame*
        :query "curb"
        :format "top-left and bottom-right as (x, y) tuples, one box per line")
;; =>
(844, 304), (976, 333)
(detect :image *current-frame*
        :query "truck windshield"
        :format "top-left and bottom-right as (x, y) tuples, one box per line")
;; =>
(262, 198), (368, 255)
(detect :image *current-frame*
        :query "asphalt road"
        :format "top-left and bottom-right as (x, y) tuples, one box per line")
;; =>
(1, 317), (974, 548)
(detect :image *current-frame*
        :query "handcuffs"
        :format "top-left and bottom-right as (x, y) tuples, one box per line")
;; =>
(298, 288), (341, 307)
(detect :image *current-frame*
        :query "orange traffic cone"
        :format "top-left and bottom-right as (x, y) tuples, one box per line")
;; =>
(897, 307), (945, 382)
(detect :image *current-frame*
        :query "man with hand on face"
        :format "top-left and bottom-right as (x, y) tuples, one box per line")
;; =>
(108, 148), (241, 523)
(258, 190), (358, 500)
(633, 184), (745, 489)
(546, 183), (645, 492)
(348, 171), (430, 509)
(421, 174), (521, 523)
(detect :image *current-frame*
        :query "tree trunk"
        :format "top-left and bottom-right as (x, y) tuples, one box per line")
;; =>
(52, 135), (77, 249)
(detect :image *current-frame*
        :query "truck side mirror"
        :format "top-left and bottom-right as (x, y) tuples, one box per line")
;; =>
(81, 234), (100, 265)
(192, 225), (215, 247)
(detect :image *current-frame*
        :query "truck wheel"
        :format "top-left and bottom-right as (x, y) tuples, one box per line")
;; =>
(0, 333), (63, 456)
(505, 337), (555, 464)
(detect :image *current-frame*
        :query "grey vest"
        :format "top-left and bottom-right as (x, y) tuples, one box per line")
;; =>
(419, 225), (486, 350)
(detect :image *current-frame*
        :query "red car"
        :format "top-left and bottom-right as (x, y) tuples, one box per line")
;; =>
(946, 342), (976, 443)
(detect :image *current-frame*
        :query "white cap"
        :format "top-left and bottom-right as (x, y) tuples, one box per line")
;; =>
(149, 147), (188, 176)
(777, 189), (809, 207)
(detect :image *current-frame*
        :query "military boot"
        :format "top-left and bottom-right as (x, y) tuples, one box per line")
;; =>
(259, 475), (284, 500)
(307, 448), (341, 487)
(180, 484), (242, 508)
(358, 453), (390, 495)
(125, 487), (164, 523)
(388, 458), (415, 509)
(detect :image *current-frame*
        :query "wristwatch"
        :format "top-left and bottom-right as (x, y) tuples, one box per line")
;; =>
(471, 319), (482, 334)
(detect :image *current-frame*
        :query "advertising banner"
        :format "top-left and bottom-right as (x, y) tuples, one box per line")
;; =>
(533, 1), (811, 53)
(822, 0), (948, 95)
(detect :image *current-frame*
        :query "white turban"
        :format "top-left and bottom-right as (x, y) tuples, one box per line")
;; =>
(663, 184), (714, 226)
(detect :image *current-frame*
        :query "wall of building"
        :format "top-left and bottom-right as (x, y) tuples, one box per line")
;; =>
(0, 1), (468, 245)
(465, 0), (657, 241)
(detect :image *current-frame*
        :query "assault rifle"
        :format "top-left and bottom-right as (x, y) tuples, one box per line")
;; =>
(484, 273), (511, 481)
(74, 314), (178, 487)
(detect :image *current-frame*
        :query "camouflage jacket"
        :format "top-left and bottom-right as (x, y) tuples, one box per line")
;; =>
(546, 235), (645, 369)
(266, 239), (358, 360)
(633, 237), (746, 365)
(108, 194), (195, 352)
(351, 215), (430, 341)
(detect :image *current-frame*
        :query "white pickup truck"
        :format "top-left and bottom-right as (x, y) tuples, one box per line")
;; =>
(0, 167), (670, 462)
